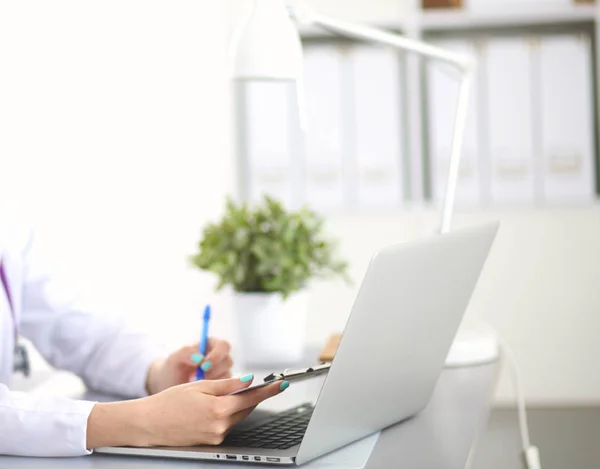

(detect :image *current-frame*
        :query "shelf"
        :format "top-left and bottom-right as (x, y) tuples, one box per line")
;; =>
(298, 5), (596, 40)
(420, 4), (597, 31)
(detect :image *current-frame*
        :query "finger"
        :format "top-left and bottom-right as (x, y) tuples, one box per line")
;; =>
(170, 339), (231, 370)
(188, 369), (232, 382)
(204, 356), (233, 380)
(212, 370), (233, 380)
(206, 337), (230, 353)
(222, 380), (288, 414)
(170, 344), (205, 367)
(203, 339), (231, 368)
(193, 370), (232, 381)
(196, 374), (255, 396)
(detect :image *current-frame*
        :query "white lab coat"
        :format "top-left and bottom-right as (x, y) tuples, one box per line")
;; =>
(0, 215), (167, 457)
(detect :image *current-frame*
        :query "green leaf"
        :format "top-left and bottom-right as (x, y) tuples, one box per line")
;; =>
(189, 194), (350, 294)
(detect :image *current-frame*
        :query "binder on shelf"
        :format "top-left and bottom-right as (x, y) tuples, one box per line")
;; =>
(538, 34), (595, 203)
(302, 45), (346, 211)
(426, 39), (481, 207)
(485, 37), (536, 204)
(244, 81), (295, 207)
(350, 46), (404, 209)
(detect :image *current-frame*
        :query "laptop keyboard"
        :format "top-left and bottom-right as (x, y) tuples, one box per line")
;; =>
(224, 403), (314, 450)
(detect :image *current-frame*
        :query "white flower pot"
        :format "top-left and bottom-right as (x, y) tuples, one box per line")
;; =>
(233, 291), (307, 367)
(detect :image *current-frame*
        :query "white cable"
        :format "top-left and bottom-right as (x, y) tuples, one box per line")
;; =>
(474, 319), (542, 469)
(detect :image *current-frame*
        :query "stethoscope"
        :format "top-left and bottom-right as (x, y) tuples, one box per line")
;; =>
(0, 259), (30, 377)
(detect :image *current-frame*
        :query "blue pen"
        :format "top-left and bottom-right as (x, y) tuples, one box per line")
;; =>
(196, 305), (211, 380)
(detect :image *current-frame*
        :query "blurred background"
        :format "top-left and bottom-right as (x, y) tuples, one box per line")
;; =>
(1, 0), (599, 467)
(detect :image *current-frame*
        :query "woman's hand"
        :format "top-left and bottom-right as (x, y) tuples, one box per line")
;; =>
(87, 376), (289, 449)
(146, 338), (233, 395)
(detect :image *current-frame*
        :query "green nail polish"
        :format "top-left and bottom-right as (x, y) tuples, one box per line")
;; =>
(240, 374), (254, 383)
(280, 381), (290, 391)
(190, 353), (203, 364)
(201, 361), (212, 371)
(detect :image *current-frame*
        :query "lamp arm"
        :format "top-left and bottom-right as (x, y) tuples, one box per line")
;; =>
(290, 5), (475, 233)
(439, 69), (473, 234)
(290, 6), (473, 71)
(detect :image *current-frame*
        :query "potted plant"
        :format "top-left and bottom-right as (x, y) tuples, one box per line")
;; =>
(191, 196), (349, 366)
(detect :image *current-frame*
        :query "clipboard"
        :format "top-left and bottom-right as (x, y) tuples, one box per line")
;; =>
(228, 363), (331, 395)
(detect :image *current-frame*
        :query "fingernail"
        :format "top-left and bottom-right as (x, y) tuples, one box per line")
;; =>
(240, 374), (254, 383)
(190, 353), (203, 364)
(201, 361), (212, 371)
(280, 381), (290, 391)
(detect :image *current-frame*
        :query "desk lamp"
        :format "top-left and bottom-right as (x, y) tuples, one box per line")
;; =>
(228, 3), (540, 466)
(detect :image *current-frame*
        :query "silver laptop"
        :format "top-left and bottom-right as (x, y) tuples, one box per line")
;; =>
(97, 222), (498, 465)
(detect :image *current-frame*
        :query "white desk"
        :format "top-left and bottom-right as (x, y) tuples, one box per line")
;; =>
(1, 362), (499, 469)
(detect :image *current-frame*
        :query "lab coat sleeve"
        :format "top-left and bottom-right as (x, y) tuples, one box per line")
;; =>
(0, 383), (96, 456)
(18, 229), (169, 398)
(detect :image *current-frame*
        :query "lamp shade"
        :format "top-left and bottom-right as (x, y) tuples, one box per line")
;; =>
(230, 0), (304, 81)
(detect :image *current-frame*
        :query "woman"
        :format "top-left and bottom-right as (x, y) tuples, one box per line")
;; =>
(0, 217), (286, 456)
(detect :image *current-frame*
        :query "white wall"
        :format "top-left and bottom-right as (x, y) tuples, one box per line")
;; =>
(0, 0), (234, 349)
